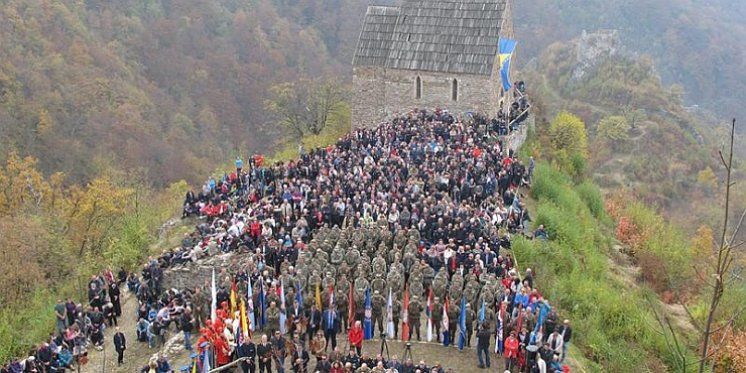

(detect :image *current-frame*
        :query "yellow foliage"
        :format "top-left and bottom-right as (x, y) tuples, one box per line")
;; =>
(0, 153), (51, 214)
(36, 108), (54, 136)
(696, 166), (717, 190)
(596, 115), (630, 143)
(691, 225), (714, 262)
(64, 177), (133, 256)
(548, 111), (588, 157)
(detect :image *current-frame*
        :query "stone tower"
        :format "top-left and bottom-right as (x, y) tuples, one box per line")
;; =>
(351, 0), (515, 127)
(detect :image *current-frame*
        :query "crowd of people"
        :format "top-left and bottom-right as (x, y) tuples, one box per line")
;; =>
(1, 270), (129, 372)
(137, 92), (566, 372)
(2, 84), (575, 373)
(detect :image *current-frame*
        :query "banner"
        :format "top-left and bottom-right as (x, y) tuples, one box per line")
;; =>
(498, 38), (518, 92)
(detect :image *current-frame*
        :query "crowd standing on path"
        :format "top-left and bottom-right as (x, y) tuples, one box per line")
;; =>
(2, 83), (573, 373)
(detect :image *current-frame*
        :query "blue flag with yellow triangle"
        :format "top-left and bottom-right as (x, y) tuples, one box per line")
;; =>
(498, 38), (517, 92)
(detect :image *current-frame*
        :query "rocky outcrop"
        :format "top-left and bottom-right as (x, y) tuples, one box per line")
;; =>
(571, 29), (620, 81)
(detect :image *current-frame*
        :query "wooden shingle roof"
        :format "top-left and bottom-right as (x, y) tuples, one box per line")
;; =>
(353, 0), (507, 76)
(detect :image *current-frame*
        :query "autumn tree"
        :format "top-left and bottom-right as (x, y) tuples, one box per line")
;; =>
(547, 111), (588, 176)
(63, 178), (133, 257)
(265, 78), (347, 140)
(596, 115), (631, 150)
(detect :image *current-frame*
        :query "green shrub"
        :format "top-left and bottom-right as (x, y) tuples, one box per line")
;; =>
(515, 161), (697, 371)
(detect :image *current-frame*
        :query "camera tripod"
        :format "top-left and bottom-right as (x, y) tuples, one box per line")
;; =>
(402, 342), (414, 362)
(379, 333), (390, 360)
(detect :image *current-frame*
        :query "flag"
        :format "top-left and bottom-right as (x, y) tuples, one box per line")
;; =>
(296, 281), (303, 308)
(498, 38), (518, 91)
(457, 297), (467, 351)
(258, 277), (266, 328)
(230, 280), (239, 317)
(348, 285), (356, 328)
(532, 300), (552, 345)
(496, 301), (505, 354)
(201, 347), (212, 373)
(247, 277), (255, 332)
(363, 287), (373, 340)
(328, 285), (335, 310)
(210, 269), (217, 322)
(426, 288), (433, 342)
(191, 358), (198, 373)
(239, 298), (250, 340)
(315, 283), (322, 310)
(442, 297), (450, 346)
(386, 288), (395, 337)
(478, 300), (486, 324)
(402, 288), (410, 341)
(279, 280), (287, 335)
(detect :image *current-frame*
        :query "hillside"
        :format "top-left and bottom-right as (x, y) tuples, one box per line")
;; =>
(524, 34), (745, 236)
(514, 0), (746, 122)
(0, 0), (365, 185)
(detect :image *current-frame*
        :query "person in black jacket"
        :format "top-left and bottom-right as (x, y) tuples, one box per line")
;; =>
(237, 338), (256, 373)
(256, 334), (272, 373)
(113, 327), (126, 366)
(557, 319), (572, 362)
(476, 322), (491, 369)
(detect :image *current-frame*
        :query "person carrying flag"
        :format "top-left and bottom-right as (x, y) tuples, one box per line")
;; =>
(476, 322), (492, 369)
(322, 304), (339, 351)
(426, 289), (434, 342)
(441, 297), (450, 346)
(457, 297), (467, 351)
(386, 289), (395, 338)
(401, 288), (410, 341)
(363, 288), (374, 340)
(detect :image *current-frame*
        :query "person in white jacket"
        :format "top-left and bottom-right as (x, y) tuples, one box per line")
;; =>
(547, 330), (564, 359)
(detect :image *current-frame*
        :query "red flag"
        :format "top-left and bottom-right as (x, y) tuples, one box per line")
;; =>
(348, 285), (355, 328)
(402, 287), (410, 341)
(328, 285), (335, 309)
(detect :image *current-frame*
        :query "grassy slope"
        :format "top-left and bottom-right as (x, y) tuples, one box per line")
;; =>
(514, 160), (698, 372)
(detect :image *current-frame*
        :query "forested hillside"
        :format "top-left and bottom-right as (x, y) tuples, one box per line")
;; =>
(514, 0), (746, 121)
(524, 36), (744, 235)
(0, 0), (365, 185)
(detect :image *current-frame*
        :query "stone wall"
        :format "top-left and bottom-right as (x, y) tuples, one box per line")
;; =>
(162, 253), (251, 290)
(352, 67), (499, 127)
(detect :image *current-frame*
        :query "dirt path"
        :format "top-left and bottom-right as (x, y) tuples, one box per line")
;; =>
(79, 295), (509, 373)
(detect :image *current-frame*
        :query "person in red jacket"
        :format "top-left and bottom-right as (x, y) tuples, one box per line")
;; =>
(504, 330), (520, 372)
(348, 320), (363, 356)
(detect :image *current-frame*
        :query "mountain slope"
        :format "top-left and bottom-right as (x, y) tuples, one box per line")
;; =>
(514, 0), (746, 121)
(0, 0), (364, 185)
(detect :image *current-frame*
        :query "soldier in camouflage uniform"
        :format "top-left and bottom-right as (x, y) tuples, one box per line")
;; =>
(371, 290), (386, 337)
(372, 254), (387, 275)
(346, 246), (361, 269)
(371, 273), (386, 295)
(322, 272), (336, 291)
(432, 270), (449, 299)
(449, 273), (464, 301)
(392, 297), (402, 339)
(336, 288), (349, 332)
(464, 303), (475, 347)
(331, 245), (345, 265)
(421, 261), (435, 290)
(446, 299), (461, 346)
(408, 296), (423, 341)
(386, 269), (403, 296)
(354, 276), (369, 303)
(308, 270), (322, 293)
(266, 301), (280, 335)
(432, 296), (443, 342)
(464, 279), (480, 307)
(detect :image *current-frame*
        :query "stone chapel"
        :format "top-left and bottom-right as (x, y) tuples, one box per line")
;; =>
(352, 0), (515, 127)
